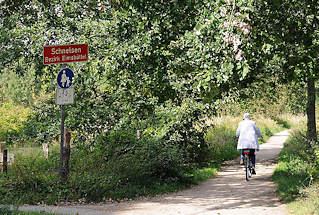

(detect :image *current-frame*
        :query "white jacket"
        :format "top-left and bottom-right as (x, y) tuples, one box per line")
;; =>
(236, 119), (262, 150)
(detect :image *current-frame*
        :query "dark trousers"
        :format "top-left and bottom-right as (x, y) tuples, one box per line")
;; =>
(241, 149), (256, 167)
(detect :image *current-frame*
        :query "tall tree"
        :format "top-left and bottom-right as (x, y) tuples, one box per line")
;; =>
(250, 0), (319, 142)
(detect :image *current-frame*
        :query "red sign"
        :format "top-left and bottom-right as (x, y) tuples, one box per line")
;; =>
(43, 44), (88, 65)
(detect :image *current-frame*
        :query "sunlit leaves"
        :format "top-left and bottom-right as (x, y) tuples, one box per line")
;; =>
(251, 0), (319, 80)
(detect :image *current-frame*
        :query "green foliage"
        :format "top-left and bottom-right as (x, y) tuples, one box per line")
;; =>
(0, 0), (306, 148)
(145, 100), (211, 166)
(169, 0), (256, 102)
(22, 100), (60, 145)
(0, 0), (260, 110)
(206, 125), (239, 163)
(273, 129), (319, 202)
(285, 82), (307, 114)
(0, 152), (60, 204)
(251, 0), (319, 82)
(0, 60), (36, 105)
(0, 100), (212, 204)
(0, 103), (30, 144)
(69, 99), (212, 199)
(250, 0), (319, 141)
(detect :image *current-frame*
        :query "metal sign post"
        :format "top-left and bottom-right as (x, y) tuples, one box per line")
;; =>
(60, 104), (65, 178)
(57, 66), (74, 180)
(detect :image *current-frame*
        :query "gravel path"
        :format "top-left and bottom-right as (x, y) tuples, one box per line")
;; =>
(19, 130), (289, 215)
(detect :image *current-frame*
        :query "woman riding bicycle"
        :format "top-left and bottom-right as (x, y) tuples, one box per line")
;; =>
(236, 113), (262, 175)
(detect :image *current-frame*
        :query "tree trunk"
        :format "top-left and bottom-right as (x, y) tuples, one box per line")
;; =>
(306, 78), (317, 142)
(3, 149), (7, 173)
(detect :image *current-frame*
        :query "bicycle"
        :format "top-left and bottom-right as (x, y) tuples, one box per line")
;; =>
(243, 149), (252, 181)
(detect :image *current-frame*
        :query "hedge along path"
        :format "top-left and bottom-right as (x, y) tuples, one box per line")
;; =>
(20, 130), (289, 215)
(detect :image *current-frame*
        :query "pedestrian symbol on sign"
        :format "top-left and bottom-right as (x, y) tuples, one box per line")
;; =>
(61, 71), (70, 87)
(57, 68), (74, 89)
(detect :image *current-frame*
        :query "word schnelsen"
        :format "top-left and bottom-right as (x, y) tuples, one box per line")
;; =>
(51, 47), (82, 55)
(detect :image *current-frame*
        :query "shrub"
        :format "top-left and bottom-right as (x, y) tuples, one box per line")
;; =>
(0, 103), (31, 145)
(273, 129), (319, 202)
(148, 100), (211, 167)
(21, 99), (60, 146)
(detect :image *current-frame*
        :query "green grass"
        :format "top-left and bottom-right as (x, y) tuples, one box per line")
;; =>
(286, 184), (319, 215)
(274, 114), (306, 129)
(0, 206), (55, 215)
(273, 128), (319, 214)
(191, 167), (218, 182)
(273, 161), (311, 202)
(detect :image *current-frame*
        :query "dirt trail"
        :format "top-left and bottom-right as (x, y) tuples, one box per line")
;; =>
(19, 130), (290, 215)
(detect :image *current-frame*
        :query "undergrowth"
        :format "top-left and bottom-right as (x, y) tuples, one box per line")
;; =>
(0, 114), (289, 205)
(273, 126), (319, 215)
(286, 183), (319, 215)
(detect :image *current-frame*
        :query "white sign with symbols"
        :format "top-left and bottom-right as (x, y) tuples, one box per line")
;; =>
(56, 88), (74, 105)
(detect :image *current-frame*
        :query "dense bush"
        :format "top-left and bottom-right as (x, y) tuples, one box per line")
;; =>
(69, 100), (212, 198)
(144, 100), (211, 166)
(0, 151), (61, 204)
(21, 99), (60, 146)
(273, 129), (319, 202)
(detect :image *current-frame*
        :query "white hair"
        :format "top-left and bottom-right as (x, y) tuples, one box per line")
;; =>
(243, 113), (251, 120)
